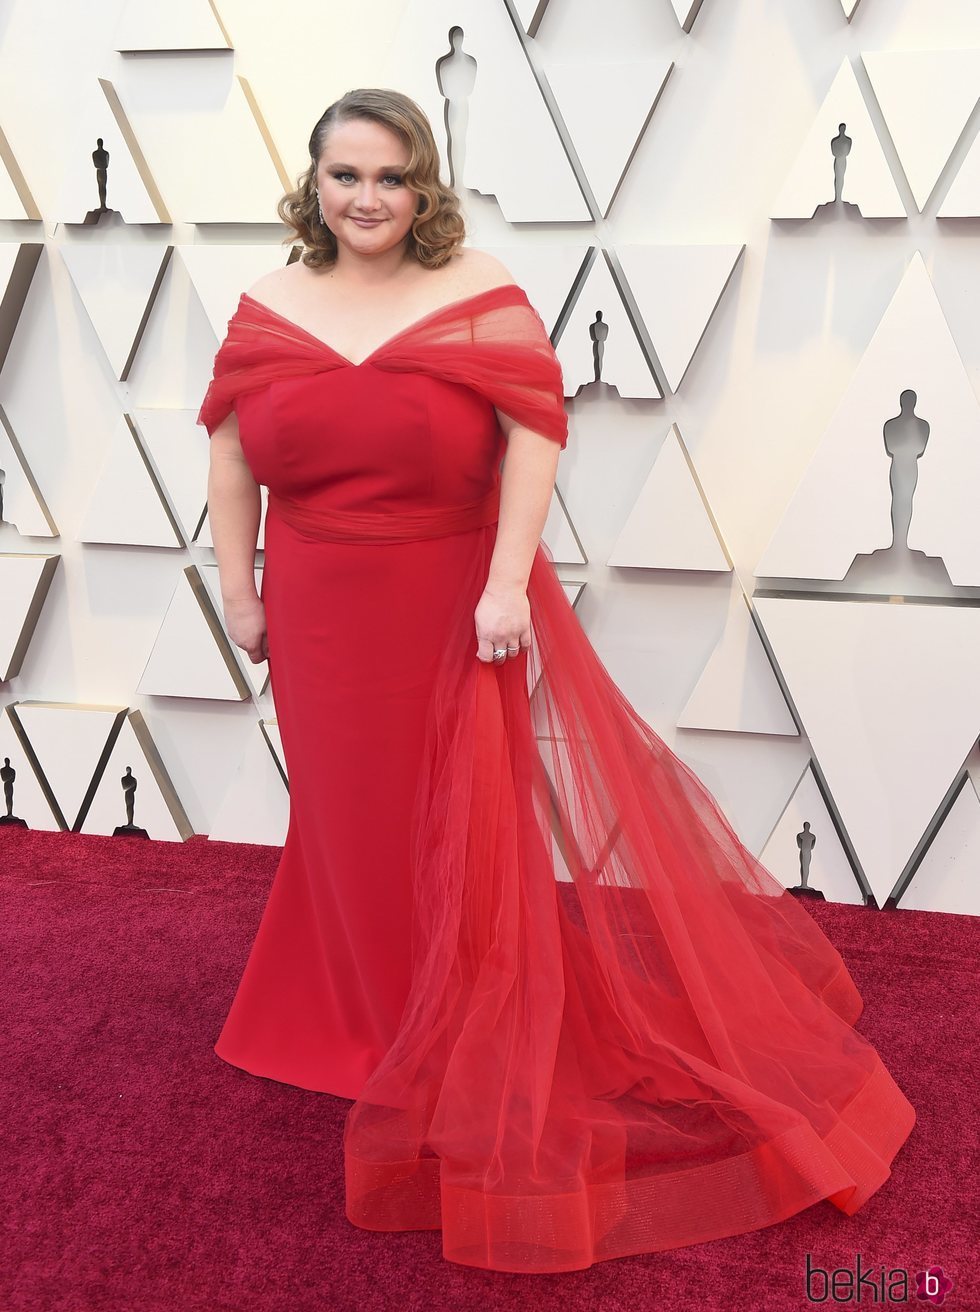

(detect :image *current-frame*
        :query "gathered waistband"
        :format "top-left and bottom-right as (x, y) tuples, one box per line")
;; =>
(267, 483), (501, 543)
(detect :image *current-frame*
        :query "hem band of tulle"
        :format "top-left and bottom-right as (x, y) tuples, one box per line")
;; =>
(344, 1052), (915, 1273)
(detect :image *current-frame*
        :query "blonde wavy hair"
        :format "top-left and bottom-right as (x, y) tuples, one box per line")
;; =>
(278, 88), (466, 270)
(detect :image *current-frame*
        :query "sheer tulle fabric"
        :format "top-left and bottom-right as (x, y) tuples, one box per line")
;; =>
(198, 285), (914, 1274)
(198, 283), (568, 448)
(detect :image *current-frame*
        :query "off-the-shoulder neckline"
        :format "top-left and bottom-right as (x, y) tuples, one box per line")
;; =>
(237, 281), (531, 368)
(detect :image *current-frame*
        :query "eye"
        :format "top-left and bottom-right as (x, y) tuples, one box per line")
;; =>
(328, 171), (403, 186)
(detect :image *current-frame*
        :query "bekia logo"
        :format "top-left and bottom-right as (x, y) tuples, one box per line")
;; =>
(914, 1266), (955, 1306)
(804, 1254), (955, 1304)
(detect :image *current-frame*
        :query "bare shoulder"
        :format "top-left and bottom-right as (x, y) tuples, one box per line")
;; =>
(244, 258), (306, 304)
(446, 246), (518, 295)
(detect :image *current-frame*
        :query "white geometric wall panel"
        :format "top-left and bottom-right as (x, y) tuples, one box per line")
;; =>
(0, 554), (59, 682)
(130, 409), (210, 547)
(208, 720), (289, 846)
(177, 244), (292, 342)
(386, 0), (590, 221)
(897, 776), (980, 916)
(544, 60), (672, 216)
(0, 709), (61, 829)
(77, 415), (183, 548)
(607, 424), (731, 571)
(756, 253), (980, 584)
(137, 565), (254, 701)
(771, 60), (905, 219)
(0, 404), (58, 538)
(754, 597), (980, 908)
(113, 0), (231, 52)
(863, 50), (980, 213)
(54, 79), (165, 224)
(938, 124), (980, 217)
(78, 710), (193, 840)
(677, 584), (798, 736)
(0, 243), (43, 372)
(479, 244), (590, 336)
(112, 69), (287, 224)
(511, 0), (550, 36)
(0, 124), (40, 220)
(617, 244), (744, 392)
(60, 243), (172, 381)
(11, 703), (128, 831)
(555, 253), (662, 399)
(840, 0), (862, 18)
(758, 764), (865, 906)
(541, 487), (587, 565)
(199, 563), (269, 700)
(671, 0), (706, 32)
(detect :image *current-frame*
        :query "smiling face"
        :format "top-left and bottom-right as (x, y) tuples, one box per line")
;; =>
(314, 116), (418, 261)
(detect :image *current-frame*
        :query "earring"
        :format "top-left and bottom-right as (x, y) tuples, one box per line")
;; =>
(315, 190), (324, 224)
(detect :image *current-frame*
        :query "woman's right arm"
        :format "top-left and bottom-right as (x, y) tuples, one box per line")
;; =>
(207, 411), (268, 664)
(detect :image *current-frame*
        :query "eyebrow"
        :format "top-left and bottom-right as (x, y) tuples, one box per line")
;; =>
(325, 163), (405, 171)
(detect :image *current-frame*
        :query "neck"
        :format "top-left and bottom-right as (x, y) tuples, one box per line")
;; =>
(329, 239), (416, 287)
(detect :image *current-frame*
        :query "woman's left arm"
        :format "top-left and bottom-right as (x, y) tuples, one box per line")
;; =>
(474, 415), (562, 665)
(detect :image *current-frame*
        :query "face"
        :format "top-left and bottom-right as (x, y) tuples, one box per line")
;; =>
(314, 117), (417, 258)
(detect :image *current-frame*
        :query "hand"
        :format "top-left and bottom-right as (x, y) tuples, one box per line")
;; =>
(474, 582), (531, 665)
(223, 594), (269, 664)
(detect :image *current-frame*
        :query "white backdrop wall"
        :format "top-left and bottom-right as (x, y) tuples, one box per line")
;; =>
(0, 0), (978, 913)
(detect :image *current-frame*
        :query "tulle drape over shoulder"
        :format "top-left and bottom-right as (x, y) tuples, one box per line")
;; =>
(197, 276), (914, 1274)
(197, 282), (567, 447)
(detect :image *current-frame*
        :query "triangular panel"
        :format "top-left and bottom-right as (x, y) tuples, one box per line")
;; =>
(208, 719), (289, 845)
(77, 415), (183, 547)
(755, 596), (980, 907)
(0, 554), (60, 682)
(177, 244), (294, 341)
(111, 72), (287, 224)
(758, 763), (865, 904)
(771, 59), (905, 218)
(671, 0), (706, 33)
(385, 0), (590, 221)
(897, 774), (980, 915)
(677, 584), (798, 736)
(608, 424), (731, 571)
(0, 708), (62, 830)
(545, 60), (672, 216)
(130, 409), (211, 547)
(11, 703), (128, 832)
(54, 80), (166, 224)
(477, 245), (590, 336)
(114, 0), (231, 52)
(756, 253), (980, 584)
(937, 124), (980, 217)
(136, 565), (253, 701)
(0, 123), (40, 220)
(61, 243), (172, 380)
(864, 50), (980, 212)
(555, 254), (662, 399)
(617, 244), (744, 391)
(0, 403), (58, 538)
(0, 243), (43, 373)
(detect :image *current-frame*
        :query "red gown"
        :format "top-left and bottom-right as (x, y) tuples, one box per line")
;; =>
(198, 282), (915, 1274)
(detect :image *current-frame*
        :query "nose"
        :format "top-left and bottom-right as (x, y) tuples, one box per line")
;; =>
(355, 181), (383, 212)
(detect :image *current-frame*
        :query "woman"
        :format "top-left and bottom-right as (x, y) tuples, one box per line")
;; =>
(199, 88), (914, 1275)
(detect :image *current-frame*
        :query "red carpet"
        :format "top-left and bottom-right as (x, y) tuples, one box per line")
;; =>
(2, 827), (974, 1310)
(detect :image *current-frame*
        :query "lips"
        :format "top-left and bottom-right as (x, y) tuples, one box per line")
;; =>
(350, 217), (383, 227)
